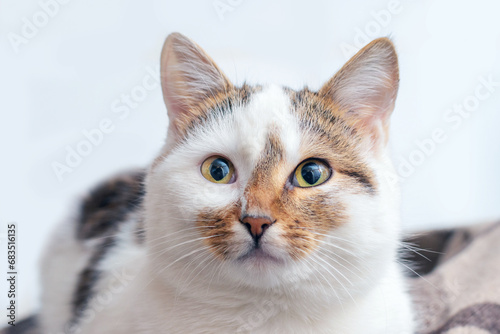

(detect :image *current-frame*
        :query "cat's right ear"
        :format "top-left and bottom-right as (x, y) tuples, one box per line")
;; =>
(160, 33), (233, 136)
(319, 38), (399, 146)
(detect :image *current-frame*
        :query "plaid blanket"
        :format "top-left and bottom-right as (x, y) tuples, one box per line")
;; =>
(408, 221), (500, 334)
(3, 221), (499, 334)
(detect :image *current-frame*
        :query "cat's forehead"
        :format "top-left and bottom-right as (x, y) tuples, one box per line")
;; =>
(230, 85), (302, 165)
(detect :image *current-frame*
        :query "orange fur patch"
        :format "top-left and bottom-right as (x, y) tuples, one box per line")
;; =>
(196, 203), (241, 260)
(287, 88), (377, 193)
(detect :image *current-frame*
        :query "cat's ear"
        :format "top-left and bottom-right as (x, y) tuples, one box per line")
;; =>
(319, 38), (399, 145)
(160, 33), (233, 135)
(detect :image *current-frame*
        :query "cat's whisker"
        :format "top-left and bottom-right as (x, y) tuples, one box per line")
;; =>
(290, 225), (362, 245)
(149, 240), (220, 260)
(298, 251), (340, 307)
(156, 245), (213, 276)
(312, 249), (358, 285)
(305, 229), (433, 271)
(288, 232), (363, 281)
(175, 247), (214, 282)
(294, 228), (361, 246)
(205, 256), (226, 297)
(147, 232), (213, 251)
(145, 226), (215, 242)
(181, 245), (225, 292)
(306, 253), (343, 306)
(147, 227), (216, 244)
(400, 241), (442, 255)
(395, 259), (439, 290)
(172, 247), (218, 300)
(316, 247), (365, 277)
(148, 234), (223, 260)
(397, 241), (442, 262)
(310, 252), (357, 307)
(140, 244), (215, 296)
(298, 234), (361, 258)
(398, 245), (432, 262)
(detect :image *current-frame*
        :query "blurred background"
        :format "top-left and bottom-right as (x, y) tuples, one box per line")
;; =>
(1, 0), (500, 321)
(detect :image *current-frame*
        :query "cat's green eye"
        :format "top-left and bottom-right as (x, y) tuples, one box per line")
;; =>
(201, 156), (235, 184)
(293, 159), (331, 188)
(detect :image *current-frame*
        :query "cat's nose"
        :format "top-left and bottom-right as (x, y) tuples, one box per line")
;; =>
(240, 216), (274, 240)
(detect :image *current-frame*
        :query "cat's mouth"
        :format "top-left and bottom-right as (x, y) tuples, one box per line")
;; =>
(237, 248), (284, 265)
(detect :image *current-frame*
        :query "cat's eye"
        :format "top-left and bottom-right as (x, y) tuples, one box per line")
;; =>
(201, 156), (235, 184)
(293, 159), (331, 188)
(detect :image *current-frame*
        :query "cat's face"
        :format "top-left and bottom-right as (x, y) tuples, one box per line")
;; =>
(145, 33), (401, 298)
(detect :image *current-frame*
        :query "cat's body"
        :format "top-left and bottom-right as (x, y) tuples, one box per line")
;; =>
(39, 33), (415, 334)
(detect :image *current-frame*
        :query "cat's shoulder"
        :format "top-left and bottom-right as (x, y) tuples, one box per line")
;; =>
(76, 169), (146, 240)
(38, 170), (147, 333)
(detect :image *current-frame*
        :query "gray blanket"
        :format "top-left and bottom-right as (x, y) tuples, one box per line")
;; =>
(408, 221), (500, 334)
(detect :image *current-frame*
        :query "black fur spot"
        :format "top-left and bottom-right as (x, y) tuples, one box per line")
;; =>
(70, 170), (146, 326)
(77, 170), (145, 240)
(71, 238), (115, 325)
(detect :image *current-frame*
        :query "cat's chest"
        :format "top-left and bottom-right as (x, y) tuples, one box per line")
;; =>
(129, 266), (412, 334)
(132, 303), (371, 334)
(123, 282), (375, 334)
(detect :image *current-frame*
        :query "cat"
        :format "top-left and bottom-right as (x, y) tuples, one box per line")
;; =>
(38, 33), (415, 334)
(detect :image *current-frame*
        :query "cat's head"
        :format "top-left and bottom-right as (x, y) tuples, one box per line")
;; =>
(144, 33), (401, 299)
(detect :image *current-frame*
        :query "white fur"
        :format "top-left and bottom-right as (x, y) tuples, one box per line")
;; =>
(39, 217), (92, 334)
(41, 86), (414, 333)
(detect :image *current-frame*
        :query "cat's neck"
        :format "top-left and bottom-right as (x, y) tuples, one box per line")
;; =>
(142, 254), (356, 314)
(127, 258), (411, 334)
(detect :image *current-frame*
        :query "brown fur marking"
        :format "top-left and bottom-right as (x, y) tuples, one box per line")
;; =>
(196, 203), (241, 259)
(151, 84), (261, 170)
(287, 88), (377, 193)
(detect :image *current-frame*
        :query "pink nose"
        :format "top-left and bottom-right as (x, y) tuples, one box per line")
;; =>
(240, 216), (274, 239)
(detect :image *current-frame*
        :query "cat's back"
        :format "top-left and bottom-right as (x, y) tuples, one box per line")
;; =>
(38, 170), (146, 333)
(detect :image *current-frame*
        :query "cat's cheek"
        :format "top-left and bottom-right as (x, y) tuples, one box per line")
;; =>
(153, 156), (240, 220)
(225, 222), (254, 258)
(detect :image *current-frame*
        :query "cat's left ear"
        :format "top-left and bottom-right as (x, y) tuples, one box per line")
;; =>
(319, 38), (399, 145)
(160, 33), (233, 136)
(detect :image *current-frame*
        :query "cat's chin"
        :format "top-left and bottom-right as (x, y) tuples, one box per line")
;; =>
(237, 248), (285, 266)
(230, 249), (289, 288)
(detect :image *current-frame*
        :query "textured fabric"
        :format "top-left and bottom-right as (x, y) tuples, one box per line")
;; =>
(409, 221), (500, 334)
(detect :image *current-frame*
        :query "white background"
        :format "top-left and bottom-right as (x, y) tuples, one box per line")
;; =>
(1, 0), (500, 321)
